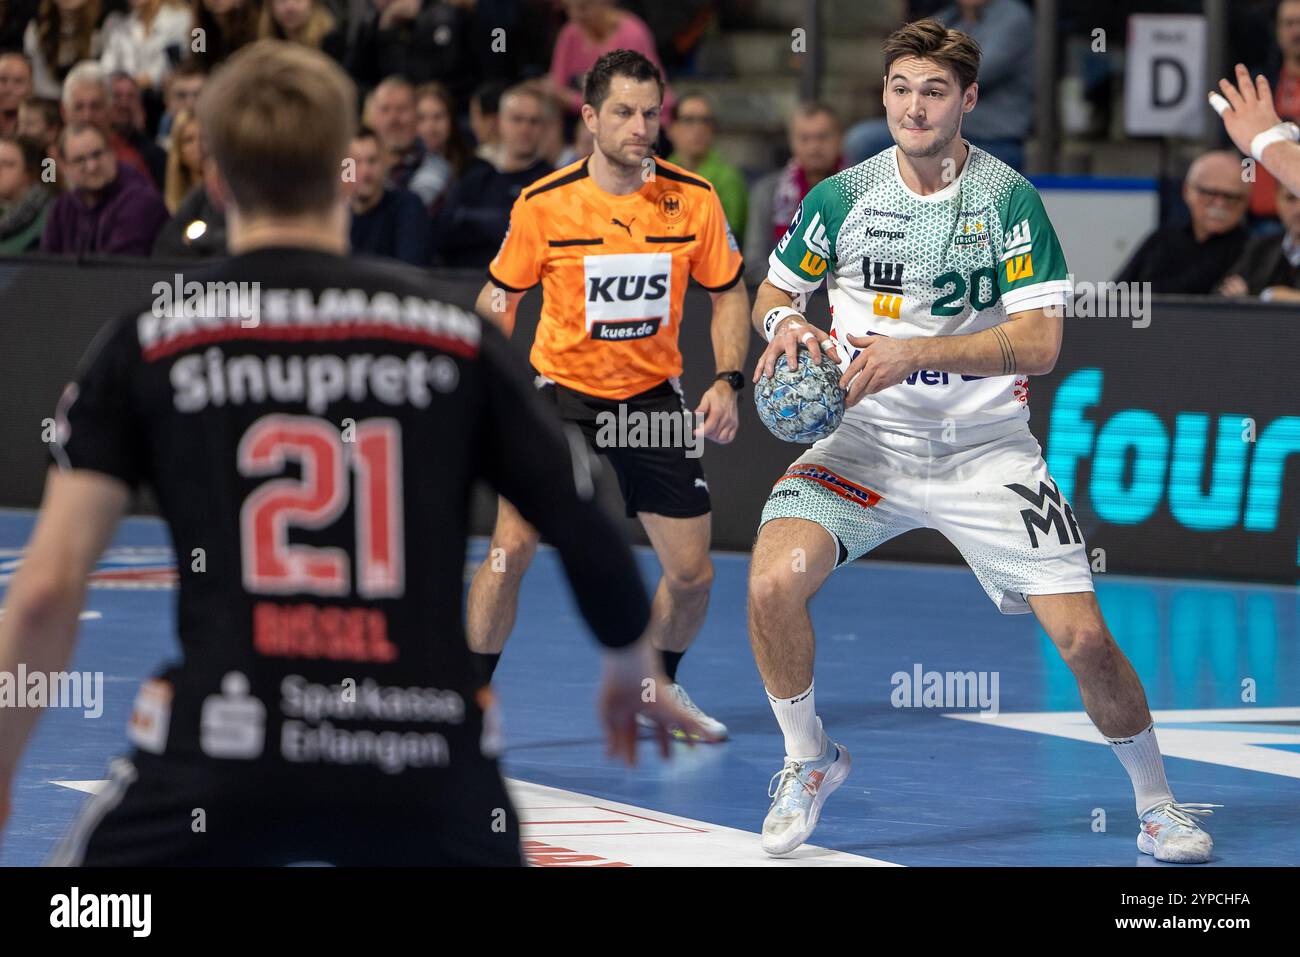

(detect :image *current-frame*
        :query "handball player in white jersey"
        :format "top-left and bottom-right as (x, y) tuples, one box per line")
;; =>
(746, 19), (1220, 863)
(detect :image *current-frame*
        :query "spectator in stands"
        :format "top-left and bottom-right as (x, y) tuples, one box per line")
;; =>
(364, 75), (447, 214)
(190, 0), (261, 68)
(349, 0), (475, 100)
(0, 132), (53, 251)
(25, 0), (107, 98)
(468, 79), (503, 163)
(347, 125), (429, 265)
(414, 80), (469, 179)
(547, 0), (673, 118)
(100, 0), (193, 92)
(535, 84), (576, 167)
(1114, 151), (1251, 295)
(62, 60), (158, 186)
(41, 120), (168, 253)
(155, 56), (204, 147)
(744, 102), (842, 284)
(432, 82), (551, 268)
(0, 50), (34, 135)
(844, 1), (1033, 171)
(1219, 181), (1300, 303)
(18, 93), (60, 150)
(1, 0), (40, 53)
(258, 0), (344, 60)
(668, 91), (746, 239)
(162, 105), (200, 210)
(109, 70), (167, 184)
(153, 153), (225, 255)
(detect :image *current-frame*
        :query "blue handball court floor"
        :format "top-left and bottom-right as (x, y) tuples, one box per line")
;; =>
(2, 508), (1297, 866)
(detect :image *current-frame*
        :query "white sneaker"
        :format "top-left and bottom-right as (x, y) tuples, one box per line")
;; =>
(636, 682), (729, 742)
(762, 734), (851, 857)
(1137, 801), (1221, 863)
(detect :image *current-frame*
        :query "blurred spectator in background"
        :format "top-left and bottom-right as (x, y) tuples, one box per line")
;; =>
(1, 0), (41, 53)
(162, 105), (200, 210)
(622, 0), (713, 75)
(0, 50), (34, 135)
(364, 75), (447, 213)
(0, 132), (53, 251)
(41, 119), (167, 252)
(415, 79), (469, 180)
(534, 83), (577, 167)
(190, 0), (261, 68)
(100, 0), (192, 92)
(259, 0), (344, 59)
(153, 152), (224, 255)
(1115, 151), (1250, 295)
(668, 91), (745, 239)
(1219, 181), (1300, 303)
(745, 102), (842, 284)
(546, 0), (673, 118)
(844, 0), (1033, 171)
(469, 78), (504, 163)
(347, 124), (430, 265)
(1247, 0), (1300, 219)
(109, 70), (166, 183)
(350, 0), (475, 100)
(25, 0), (107, 98)
(432, 82), (551, 268)
(62, 60), (157, 186)
(18, 93), (60, 149)
(155, 56), (204, 146)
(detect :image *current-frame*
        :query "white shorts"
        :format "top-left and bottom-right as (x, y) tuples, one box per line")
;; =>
(758, 418), (1095, 614)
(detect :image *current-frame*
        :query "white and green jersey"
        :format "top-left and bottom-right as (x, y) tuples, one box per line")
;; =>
(767, 144), (1070, 440)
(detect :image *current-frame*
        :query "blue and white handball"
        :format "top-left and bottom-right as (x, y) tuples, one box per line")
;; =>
(754, 350), (846, 443)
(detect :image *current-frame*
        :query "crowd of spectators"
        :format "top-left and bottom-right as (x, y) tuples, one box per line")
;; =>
(0, 0), (1295, 306)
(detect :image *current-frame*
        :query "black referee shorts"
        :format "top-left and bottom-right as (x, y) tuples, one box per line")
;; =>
(49, 755), (524, 867)
(537, 375), (711, 519)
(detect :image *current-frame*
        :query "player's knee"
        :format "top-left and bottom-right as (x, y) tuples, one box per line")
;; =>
(1056, 621), (1112, 669)
(486, 532), (538, 576)
(665, 559), (713, 596)
(748, 563), (804, 616)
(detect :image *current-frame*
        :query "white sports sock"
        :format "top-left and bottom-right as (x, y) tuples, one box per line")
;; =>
(767, 682), (824, 759)
(1106, 722), (1175, 816)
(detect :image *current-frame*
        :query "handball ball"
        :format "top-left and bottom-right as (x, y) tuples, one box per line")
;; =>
(754, 350), (846, 443)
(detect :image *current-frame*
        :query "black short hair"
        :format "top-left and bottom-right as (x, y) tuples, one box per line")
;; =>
(352, 124), (379, 145)
(471, 80), (508, 116)
(583, 49), (664, 111)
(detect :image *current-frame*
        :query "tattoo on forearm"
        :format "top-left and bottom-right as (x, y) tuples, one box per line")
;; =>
(991, 325), (1017, 376)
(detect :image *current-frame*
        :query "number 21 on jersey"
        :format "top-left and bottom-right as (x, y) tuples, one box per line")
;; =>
(237, 414), (404, 599)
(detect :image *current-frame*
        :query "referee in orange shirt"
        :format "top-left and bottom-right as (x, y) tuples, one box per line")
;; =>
(467, 50), (750, 740)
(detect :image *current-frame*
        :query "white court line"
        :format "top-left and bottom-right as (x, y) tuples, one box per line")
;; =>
(49, 777), (898, 867)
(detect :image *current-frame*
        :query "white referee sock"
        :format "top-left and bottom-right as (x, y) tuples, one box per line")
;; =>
(767, 681), (825, 759)
(1106, 722), (1175, 816)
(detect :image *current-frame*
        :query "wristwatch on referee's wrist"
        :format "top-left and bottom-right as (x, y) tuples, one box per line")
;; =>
(715, 370), (745, 392)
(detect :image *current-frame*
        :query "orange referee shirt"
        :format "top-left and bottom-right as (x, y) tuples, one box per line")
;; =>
(488, 156), (744, 400)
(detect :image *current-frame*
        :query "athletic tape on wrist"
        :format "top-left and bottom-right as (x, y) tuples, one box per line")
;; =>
(762, 306), (803, 342)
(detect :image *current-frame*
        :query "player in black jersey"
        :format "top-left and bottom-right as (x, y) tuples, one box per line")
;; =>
(0, 42), (704, 866)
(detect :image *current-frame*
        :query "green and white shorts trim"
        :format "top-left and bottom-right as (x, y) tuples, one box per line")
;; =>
(759, 419), (1095, 614)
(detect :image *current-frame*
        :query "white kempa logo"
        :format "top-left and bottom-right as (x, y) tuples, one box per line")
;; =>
(1000, 219), (1032, 261)
(583, 252), (672, 330)
(50, 887), (151, 937)
(199, 671), (266, 759)
(803, 211), (831, 259)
